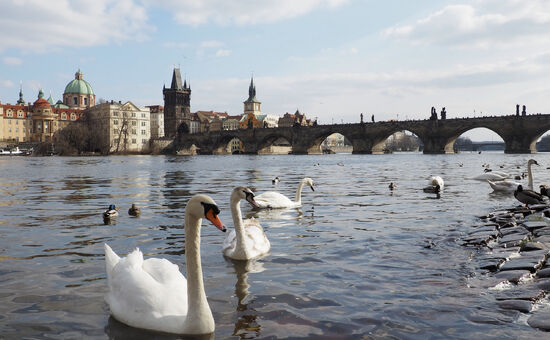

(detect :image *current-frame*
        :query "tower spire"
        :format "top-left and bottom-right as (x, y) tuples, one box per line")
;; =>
(17, 81), (25, 105)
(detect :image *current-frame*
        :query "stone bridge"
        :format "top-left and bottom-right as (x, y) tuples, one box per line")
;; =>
(173, 114), (550, 155)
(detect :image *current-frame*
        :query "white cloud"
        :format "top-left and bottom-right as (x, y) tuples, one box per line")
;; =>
(1, 80), (14, 88)
(3, 57), (23, 65)
(148, 0), (348, 26)
(382, 1), (550, 49)
(161, 41), (189, 49)
(0, 0), (152, 53)
(200, 40), (224, 48)
(215, 49), (231, 57)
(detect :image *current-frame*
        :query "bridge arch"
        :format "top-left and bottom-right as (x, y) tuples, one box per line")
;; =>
(446, 126), (505, 153)
(257, 134), (292, 154)
(211, 134), (243, 154)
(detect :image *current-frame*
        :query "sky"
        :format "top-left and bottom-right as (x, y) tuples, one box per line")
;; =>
(1, 0), (550, 141)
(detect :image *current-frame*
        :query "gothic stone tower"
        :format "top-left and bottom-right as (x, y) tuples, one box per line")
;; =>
(163, 68), (191, 137)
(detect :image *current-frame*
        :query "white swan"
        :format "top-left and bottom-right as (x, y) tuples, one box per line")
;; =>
(104, 194), (226, 335)
(429, 176), (444, 190)
(254, 177), (315, 209)
(525, 159), (539, 190)
(487, 179), (521, 193)
(471, 172), (509, 181)
(223, 187), (270, 260)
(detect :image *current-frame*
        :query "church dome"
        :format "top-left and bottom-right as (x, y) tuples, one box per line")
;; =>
(33, 89), (51, 109)
(64, 70), (94, 95)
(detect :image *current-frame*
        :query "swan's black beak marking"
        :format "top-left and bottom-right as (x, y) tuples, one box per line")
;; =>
(310, 185), (315, 192)
(244, 191), (260, 208)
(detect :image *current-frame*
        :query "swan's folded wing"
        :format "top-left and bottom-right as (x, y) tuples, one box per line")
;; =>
(222, 229), (237, 254)
(254, 191), (293, 208)
(243, 218), (271, 254)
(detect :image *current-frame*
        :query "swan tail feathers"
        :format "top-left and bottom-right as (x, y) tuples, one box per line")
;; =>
(104, 243), (121, 280)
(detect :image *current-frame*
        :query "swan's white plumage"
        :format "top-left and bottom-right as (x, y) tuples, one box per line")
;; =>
(223, 187), (270, 260)
(430, 176), (444, 190)
(471, 172), (508, 181)
(487, 179), (520, 193)
(255, 177), (314, 209)
(104, 194), (223, 335)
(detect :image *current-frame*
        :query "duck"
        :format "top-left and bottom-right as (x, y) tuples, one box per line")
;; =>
(514, 185), (545, 207)
(423, 184), (441, 194)
(222, 187), (270, 260)
(388, 182), (396, 190)
(104, 194), (226, 335)
(540, 185), (550, 199)
(272, 177), (279, 185)
(254, 177), (315, 209)
(128, 203), (141, 216)
(429, 176), (444, 190)
(103, 205), (118, 219)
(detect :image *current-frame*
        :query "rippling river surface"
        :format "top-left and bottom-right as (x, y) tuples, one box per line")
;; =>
(2, 153), (550, 339)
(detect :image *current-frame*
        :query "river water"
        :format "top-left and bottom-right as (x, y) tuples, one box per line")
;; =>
(1, 153), (549, 339)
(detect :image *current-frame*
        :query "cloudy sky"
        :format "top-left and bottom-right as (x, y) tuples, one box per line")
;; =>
(1, 0), (550, 140)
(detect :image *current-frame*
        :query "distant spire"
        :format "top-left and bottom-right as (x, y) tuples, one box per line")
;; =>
(17, 81), (25, 105)
(38, 88), (44, 99)
(248, 76), (256, 99)
(183, 79), (187, 89)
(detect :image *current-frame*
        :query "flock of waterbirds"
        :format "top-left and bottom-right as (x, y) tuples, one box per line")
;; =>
(97, 158), (549, 335)
(101, 177), (315, 335)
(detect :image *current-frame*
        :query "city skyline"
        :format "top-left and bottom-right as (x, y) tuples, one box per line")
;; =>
(1, 0), (550, 141)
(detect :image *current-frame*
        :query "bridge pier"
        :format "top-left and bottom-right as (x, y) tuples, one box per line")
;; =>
(503, 135), (537, 154)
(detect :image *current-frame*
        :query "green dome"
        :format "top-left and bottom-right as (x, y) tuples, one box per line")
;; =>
(64, 70), (94, 95)
(64, 79), (94, 95)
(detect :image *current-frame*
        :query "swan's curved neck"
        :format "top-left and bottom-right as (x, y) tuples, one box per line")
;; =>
(528, 163), (534, 190)
(183, 211), (214, 332)
(230, 193), (245, 246)
(295, 181), (306, 203)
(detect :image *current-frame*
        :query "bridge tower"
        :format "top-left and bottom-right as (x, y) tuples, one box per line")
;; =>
(163, 68), (191, 137)
(240, 77), (262, 129)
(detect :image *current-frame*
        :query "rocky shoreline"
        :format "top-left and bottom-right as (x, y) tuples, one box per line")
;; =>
(464, 203), (550, 331)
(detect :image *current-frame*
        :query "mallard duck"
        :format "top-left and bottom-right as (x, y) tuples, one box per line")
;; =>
(514, 185), (545, 207)
(388, 182), (396, 190)
(272, 177), (280, 184)
(103, 204), (118, 219)
(540, 185), (550, 199)
(128, 203), (141, 216)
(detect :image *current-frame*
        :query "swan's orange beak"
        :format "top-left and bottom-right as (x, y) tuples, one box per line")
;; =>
(206, 208), (226, 232)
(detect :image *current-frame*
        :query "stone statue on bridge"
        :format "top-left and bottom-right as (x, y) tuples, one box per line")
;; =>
(360, 113), (363, 123)
(430, 107), (438, 120)
(371, 114), (374, 123)
(516, 104), (520, 116)
(522, 105), (527, 116)
(440, 107), (446, 120)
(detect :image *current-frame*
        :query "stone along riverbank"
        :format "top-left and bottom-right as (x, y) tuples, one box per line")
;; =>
(464, 203), (550, 331)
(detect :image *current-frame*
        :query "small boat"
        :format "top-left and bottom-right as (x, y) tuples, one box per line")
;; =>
(0, 147), (23, 156)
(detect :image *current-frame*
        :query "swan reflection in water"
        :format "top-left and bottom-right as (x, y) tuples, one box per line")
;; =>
(227, 258), (265, 338)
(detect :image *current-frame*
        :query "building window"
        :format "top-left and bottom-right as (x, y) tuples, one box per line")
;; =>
(73, 97), (78, 105)
(131, 112), (136, 117)
(15, 120), (18, 125)
(131, 121), (137, 126)
(62, 113), (67, 120)
(141, 121), (146, 126)
(84, 97), (88, 106)
(141, 130), (146, 135)
(142, 139), (147, 144)
(114, 129), (119, 134)
(16, 128), (18, 132)
(17, 112), (23, 118)
(113, 111), (119, 117)
(132, 129), (136, 135)
(71, 113), (76, 120)
(141, 113), (146, 118)
(113, 120), (118, 125)
(132, 139), (137, 144)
